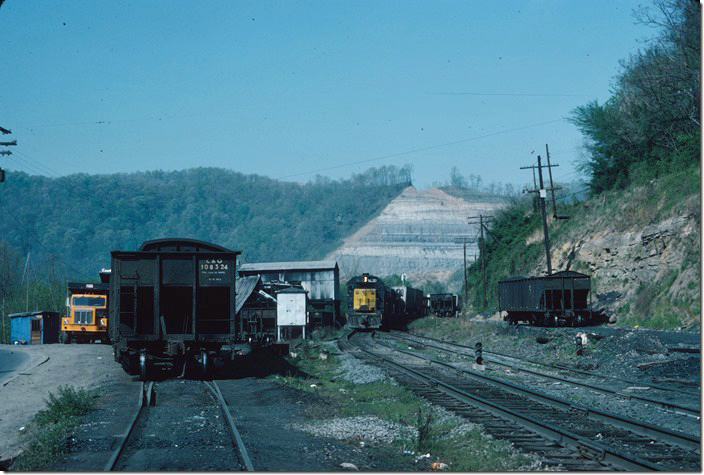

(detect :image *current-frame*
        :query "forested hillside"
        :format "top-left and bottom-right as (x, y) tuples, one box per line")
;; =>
(0, 166), (409, 281)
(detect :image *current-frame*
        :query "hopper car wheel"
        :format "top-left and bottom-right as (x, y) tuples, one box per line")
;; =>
(200, 350), (211, 379)
(200, 350), (213, 379)
(139, 350), (149, 381)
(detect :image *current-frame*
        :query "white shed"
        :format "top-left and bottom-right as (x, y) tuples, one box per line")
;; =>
(276, 288), (308, 340)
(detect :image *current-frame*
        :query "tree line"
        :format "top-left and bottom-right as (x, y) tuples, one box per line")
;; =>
(570, 0), (700, 193)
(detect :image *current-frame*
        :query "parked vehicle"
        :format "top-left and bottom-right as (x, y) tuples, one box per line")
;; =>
(60, 270), (111, 343)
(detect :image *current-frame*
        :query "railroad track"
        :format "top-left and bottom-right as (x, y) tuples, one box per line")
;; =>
(344, 331), (700, 471)
(386, 330), (700, 419)
(105, 379), (253, 471)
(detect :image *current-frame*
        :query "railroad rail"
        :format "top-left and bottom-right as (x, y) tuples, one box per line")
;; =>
(105, 380), (253, 471)
(104, 381), (155, 471)
(386, 330), (700, 419)
(344, 331), (700, 471)
(203, 380), (254, 471)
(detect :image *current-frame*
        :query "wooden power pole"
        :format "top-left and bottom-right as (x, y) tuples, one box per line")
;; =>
(521, 154), (560, 275)
(467, 215), (495, 308)
(453, 236), (477, 306)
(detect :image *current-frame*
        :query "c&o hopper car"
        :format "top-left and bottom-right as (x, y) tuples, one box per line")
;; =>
(498, 271), (605, 326)
(109, 238), (240, 379)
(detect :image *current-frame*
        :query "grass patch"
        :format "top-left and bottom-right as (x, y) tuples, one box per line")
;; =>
(274, 338), (541, 471)
(11, 386), (98, 471)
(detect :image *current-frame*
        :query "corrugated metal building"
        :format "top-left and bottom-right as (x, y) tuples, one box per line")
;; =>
(238, 260), (341, 327)
(9, 311), (60, 345)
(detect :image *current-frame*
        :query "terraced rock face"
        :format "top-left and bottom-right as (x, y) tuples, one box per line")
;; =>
(328, 186), (507, 282)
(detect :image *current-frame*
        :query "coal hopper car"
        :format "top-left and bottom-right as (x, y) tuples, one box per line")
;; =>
(393, 285), (426, 319)
(109, 238), (240, 379)
(346, 273), (402, 330)
(429, 293), (459, 317)
(499, 271), (604, 326)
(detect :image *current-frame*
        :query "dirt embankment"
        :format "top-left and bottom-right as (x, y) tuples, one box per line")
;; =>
(530, 184), (700, 327)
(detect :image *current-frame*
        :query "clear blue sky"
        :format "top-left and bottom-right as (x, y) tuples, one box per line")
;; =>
(1, 0), (651, 189)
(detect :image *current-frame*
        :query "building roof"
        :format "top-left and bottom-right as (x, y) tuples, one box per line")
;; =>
(9, 311), (60, 318)
(235, 275), (260, 314)
(239, 260), (339, 273)
(277, 287), (307, 294)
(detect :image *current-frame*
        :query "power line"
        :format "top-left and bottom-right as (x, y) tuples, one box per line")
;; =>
(278, 118), (566, 180)
(7, 154), (55, 177)
(433, 92), (589, 98)
(12, 150), (63, 177)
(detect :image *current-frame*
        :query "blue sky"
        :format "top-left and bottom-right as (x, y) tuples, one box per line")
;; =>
(1, 1), (651, 189)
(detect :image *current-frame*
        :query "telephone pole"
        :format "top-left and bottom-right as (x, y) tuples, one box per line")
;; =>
(453, 236), (477, 306)
(467, 215), (496, 308)
(545, 144), (569, 220)
(521, 154), (559, 275)
(0, 126), (15, 182)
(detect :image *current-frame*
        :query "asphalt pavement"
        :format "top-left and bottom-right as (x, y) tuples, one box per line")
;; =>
(0, 346), (30, 384)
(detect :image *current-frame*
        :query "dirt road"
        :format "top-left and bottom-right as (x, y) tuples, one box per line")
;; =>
(0, 343), (131, 464)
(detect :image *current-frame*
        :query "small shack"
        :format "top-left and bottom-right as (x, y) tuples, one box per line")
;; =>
(276, 288), (308, 341)
(238, 260), (340, 327)
(9, 311), (61, 345)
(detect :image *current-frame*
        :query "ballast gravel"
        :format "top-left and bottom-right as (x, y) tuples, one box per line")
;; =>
(289, 415), (415, 445)
(337, 352), (390, 384)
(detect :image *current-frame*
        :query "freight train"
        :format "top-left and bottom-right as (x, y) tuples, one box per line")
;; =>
(498, 271), (606, 326)
(346, 274), (424, 330)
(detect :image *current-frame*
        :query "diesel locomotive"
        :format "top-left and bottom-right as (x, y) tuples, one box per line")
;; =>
(346, 274), (425, 330)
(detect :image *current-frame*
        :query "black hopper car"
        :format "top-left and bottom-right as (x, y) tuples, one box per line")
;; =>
(109, 238), (241, 379)
(393, 285), (426, 319)
(498, 271), (607, 326)
(429, 293), (459, 317)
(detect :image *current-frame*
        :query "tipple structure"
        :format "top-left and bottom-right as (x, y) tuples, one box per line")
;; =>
(238, 260), (340, 327)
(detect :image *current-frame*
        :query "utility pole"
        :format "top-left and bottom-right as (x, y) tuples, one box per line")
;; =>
(521, 155), (559, 275)
(0, 126), (15, 182)
(453, 236), (478, 306)
(21, 252), (30, 312)
(545, 144), (569, 220)
(467, 215), (496, 309)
